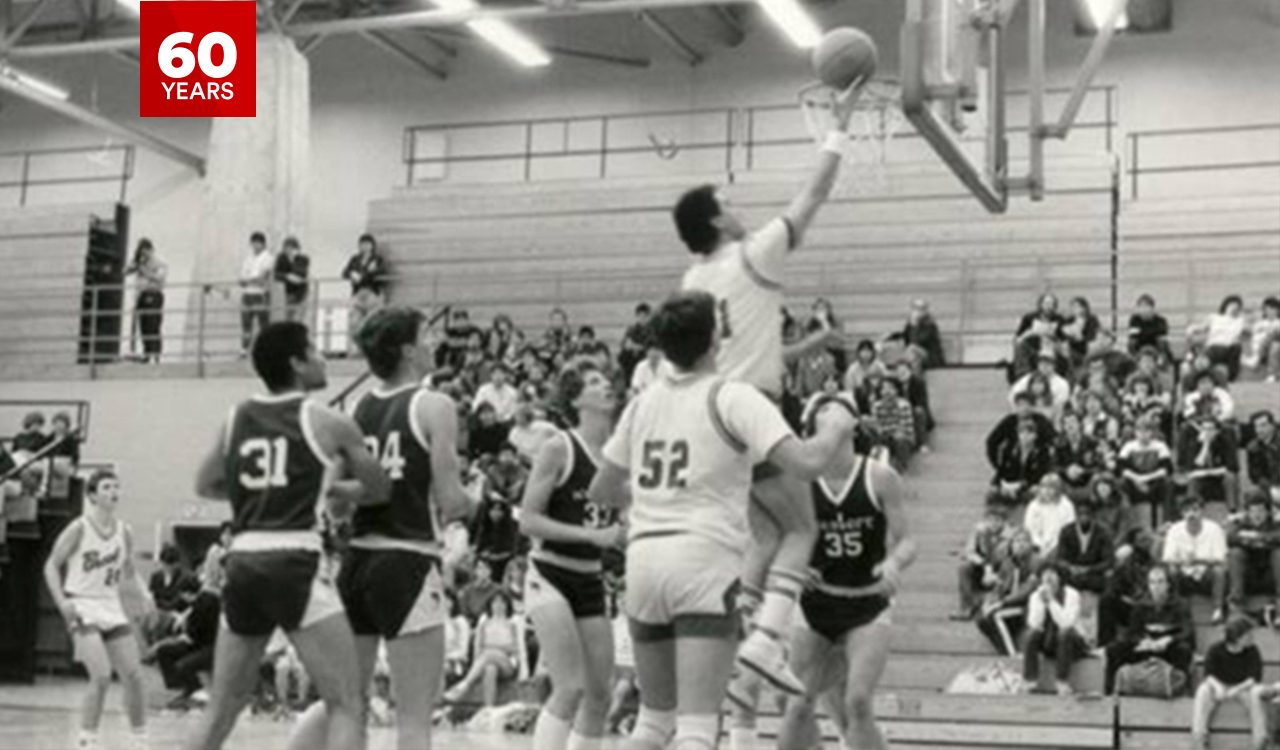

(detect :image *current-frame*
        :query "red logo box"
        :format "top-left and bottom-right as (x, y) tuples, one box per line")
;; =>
(140, 1), (256, 118)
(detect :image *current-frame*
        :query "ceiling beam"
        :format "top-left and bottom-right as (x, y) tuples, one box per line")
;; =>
(2, 0), (57, 49)
(258, 0), (286, 35)
(0, 72), (206, 175)
(426, 27), (649, 69)
(701, 5), (744, 47)
(636, 9), (702, 65)
(360, 30), (447, 80)
(419, 31), (459, 58)
(280, 0), (309, 25)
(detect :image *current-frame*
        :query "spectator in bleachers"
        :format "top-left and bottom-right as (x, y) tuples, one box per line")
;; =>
(986, 393), (1056, 469)
(976, 530), (1039, 656)
(12, 412), (48, 453)
(1177, 418), (1240, 510)
(1226, 491), (1280, 620)
(1075, 357), (1123, 416)
(124, 238), (167, 363)
(1127, 294), (1172, 363)
(1060, 297), (1100, 372)
(1103, 564), (1193, 695)
(892, 358), (935, 443)
(1246, 411), (1280, 504)
(1179, 347), (1217, 394)
(1205, 294), (1248, 382)
(471, 498), (520, 581)
(1090, 475), (1126, 542)
(884, 298), (946, 370)
(485, 314), (519, 365)
(469, 404), (509, 460)
(542, 307), (574, 359)
(1191, 616), (1264, 750)
(459, 559), (501, 622)
(47, 412), (79, 464)
(1055, 412), (1103, 503)
(1122, 375), (1170, 441)
(616, 303), (652, 383)
(1244, 296), (1280, 382)
(808, 297), (847, 375)
(238, 231), (274, 353)
(444, 593), (471, 685)
(871, 378), (916, 471)
(843, 339), (888, 405)
(794, 319), (839, 401)
(473, 364), (519, 425)
(1023, 474), (1076, 561)
(1010, 354), (1072, 412)
(1022, 564), (1090, 696)
(341, 233), (387, 347)
(628, 346), (664, 398)
(265, 629), (311, 715)
(149, 544), (199, 613)
(1086, 330), (1136, 385)
(1125, 346), (1174, 399)
(1012, 292), (1064, 379)
(1079, 392), (1122, 453)
(1118, 415), (1174, 530)
(953, 503), (1014, 621)
(1162, 494), (1228, 623)
(273, 236), (310, 323)
(1055, 499), (1113, 598)
(1184, 370), (1236, 423)
(199, 523), (232, 591)
(444, 592), (523, 707)
(990, 417), (1055, 507)
(151, 572), (221, 710)
(1098, 528), (1156, 648)
(573, 326), (611, 370)
(439, 309), (479, 371)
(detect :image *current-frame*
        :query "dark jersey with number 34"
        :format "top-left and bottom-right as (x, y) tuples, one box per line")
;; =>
(809, 456), (887, 589)
(542, 430), (615, 564)
(350, 385), (438, 545)
(225, 394), (327, 534)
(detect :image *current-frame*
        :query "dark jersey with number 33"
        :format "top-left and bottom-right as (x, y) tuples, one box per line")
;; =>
(809, 456), (887, 589)
(225, 394), (327, 534)
(541, 430), (614, 564)
(350, 385), (438, 545)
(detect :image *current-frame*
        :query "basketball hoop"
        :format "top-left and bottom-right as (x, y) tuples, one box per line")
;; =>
(799, 79), (906, 195)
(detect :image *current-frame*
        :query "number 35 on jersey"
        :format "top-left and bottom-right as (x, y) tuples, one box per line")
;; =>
(141, 1), (256, 117)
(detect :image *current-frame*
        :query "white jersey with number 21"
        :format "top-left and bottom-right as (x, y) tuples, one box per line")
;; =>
(681, 217), (794, 397)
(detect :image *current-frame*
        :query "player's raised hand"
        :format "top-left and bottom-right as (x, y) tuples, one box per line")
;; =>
(592, 523), (628, 549)
(832, 76), (869, 131)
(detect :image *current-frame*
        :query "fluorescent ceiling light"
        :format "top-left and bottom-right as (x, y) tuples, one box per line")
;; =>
(1080, 0), (1128, 30)
(757, 0), (821, 48)
(430, 0), (550, 67)
(1, 65), (70, 101)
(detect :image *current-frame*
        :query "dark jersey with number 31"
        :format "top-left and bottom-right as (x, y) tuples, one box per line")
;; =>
(225, 394), (327, 534)
(810, 457), (887, 589)
(540, 429), (614, 564)
(350, 385), (438, 546)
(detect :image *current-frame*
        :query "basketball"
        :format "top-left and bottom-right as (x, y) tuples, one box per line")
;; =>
(811, 27), (878, 90)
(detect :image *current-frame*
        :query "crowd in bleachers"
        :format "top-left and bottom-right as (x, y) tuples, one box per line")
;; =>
(953, 290), (1280, 742)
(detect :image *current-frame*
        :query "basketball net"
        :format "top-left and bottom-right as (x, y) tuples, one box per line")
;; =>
(799, 79), (906, 196)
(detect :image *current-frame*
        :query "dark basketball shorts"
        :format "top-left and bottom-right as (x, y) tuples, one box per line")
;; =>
(800, 589), (892, 644)
(223, 549), (343, 637)
(338, 547), (447, 639)
(526, 559), (607, 619)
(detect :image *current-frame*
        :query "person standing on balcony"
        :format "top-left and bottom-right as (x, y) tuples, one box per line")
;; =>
(238, 231), (274, 354)
(274, 236), (311, 323)
(342, 233), (388, 347)
(125, 238), (167, 364)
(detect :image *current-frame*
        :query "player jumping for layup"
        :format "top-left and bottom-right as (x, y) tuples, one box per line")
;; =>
(777, 393), (916, 750)
(589, 291), (854, 750)
(675, 85), (860, 695)
(293, 306), (471, 750)
(185, 322), (391, 750)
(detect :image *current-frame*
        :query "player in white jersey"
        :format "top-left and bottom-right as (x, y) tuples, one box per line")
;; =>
(588, 291), (854, 750)
(676, 84), (861, 697)
(43, 470), (152, 750)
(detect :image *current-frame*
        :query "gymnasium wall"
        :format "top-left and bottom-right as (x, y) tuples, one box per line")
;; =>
(0, 0), (1275, 303)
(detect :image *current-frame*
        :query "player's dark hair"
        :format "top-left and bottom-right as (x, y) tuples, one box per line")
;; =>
(635, 303), (651, 316)
(1136, 293), (1155, 307)
(22, 411), (44, 429)
(651, 290), (716, 370)
(251, 321), (311, 392)
(1219, 294), (1243, 314)
(1225, 615), (1256, 644)
(87, 469), (117, 495)
(250, 231), (266, 245)
(1253, 410), (1276, 427)
(283, 235), (300, 250)
(552, 361), (602, 427)
(673, 184), (721, 255)
(1246, 489), (1270, 510)
(356, 306), (425, 380)
(1263, 296), (1280, 314)
(159, 544), (182, 565)
(358, 232), (376, 249)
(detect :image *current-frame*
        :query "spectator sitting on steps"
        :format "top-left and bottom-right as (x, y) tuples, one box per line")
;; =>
(1055, 498), (1113, 598)
(1162, 494), (1228, 624)
(1022, 563), (1090, 697)
(986, 392), (1056, 470)
(1010, 353), (1071, 413)
(953, 503), (1014, 621)
(1103, 563), (1193, 695)
(1226, 491), (1280, 624)
(989, 417), (1056, 507)
(1245, 411), (1280, 505)
(1192, 616), (1265, 750)
(1022, 473), (1075, 562)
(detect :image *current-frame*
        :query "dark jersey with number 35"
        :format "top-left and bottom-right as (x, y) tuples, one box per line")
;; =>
(350, 385), (438, 545)
(540, 429), (614, 564)
(225, 394), (327, 534)
(809, 456), (887, 589)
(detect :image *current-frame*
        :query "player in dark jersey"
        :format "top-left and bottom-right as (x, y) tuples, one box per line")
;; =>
(520, 361), (626, 750)
(294, 306), (469, 750)
(185, 322), (391, 750)
(777, 394), (916, 750)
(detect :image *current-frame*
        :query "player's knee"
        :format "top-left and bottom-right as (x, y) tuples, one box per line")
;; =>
(87, 672), (112, 693)
(550, 676), (585, 709)
(844, 691), (875, 723)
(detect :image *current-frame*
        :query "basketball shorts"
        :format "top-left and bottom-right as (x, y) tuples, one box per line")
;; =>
(625, 533), (740, 642)
(223, 549), (344, 637)
(67, 596), (131, 640)
(800, 589), (892, 644)
(526, 559), (607, 619)
(338, 548), (447, 639)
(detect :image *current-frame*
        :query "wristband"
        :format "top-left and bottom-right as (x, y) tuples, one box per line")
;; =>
(821, 130), (849, 155)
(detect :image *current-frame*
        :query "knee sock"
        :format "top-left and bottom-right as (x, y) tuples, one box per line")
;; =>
(532, 708), (572, 750)
(567, 730), (601, 750)
(754, 569), (807, 639)
(729, 726), (756, 750)
(630, 706), (676, 750)
(673, 714), (720, 750)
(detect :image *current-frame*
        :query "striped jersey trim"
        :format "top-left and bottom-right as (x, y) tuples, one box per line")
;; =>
(231, 531), (323, 553)
(707, 380), (747, 454)
(349, 535), (443, 557)
(738, 243), (784, 292)
(531, 549), (603, 575)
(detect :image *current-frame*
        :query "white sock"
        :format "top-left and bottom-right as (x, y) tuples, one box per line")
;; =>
(754, 569), (806, 638)
(631, 706), (677, 750)
(532, 708), (572, 750)
(729, 725), (756, 750)
(566, 730), (601, 750)
(674, 713), (719, 750)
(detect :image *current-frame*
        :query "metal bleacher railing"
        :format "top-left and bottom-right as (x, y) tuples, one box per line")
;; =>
(1127, 122), (1280, 200)
(0, 144), (135, 207)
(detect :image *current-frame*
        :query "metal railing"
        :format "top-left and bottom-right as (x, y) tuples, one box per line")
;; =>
(1127, 122), (1280, 200)
(403, 85), (1117, 185)
(0, 144), (135, 207)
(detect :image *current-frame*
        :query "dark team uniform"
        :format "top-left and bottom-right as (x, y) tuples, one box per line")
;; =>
(339, 384), (448, 639)
(801, 456), (892, 643)
(528, 430), (614, 619)
(222, 393), (343, 636)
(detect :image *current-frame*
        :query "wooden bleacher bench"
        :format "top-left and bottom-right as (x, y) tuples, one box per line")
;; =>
(1118, 696), (1264, 750)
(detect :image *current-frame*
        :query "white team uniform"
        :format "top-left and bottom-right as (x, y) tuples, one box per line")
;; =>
(681, 217), (794, 396)
(604, 371), (794, 625)
(63, 517), (131, 634)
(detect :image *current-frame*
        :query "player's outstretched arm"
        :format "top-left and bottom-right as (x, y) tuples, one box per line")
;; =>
(870, 461), (917, 597)
(416, 391), (472, 524)
(311, 404), (392, 508)
(194, 421), (230, 500)
(119, 524), (155, 616)
(766, 401), (857, 481)
(42, 520), (82, 624)
(522, 436), (623, 548)
(783, 87), (860, 246)
(587, 459), (631, 513)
